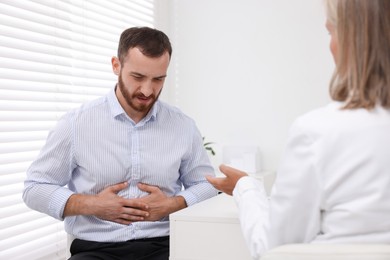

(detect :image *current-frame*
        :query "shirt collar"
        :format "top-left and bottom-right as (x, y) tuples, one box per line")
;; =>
(107, 86), (159, 123)
(107, 87), (125, 118)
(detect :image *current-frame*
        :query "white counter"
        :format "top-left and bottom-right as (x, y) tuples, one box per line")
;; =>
(169, 193), (252, 260)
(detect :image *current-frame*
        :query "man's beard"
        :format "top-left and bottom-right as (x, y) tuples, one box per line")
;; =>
(118, 72), (161, 114)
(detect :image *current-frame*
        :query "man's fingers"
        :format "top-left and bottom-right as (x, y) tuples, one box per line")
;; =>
(121, 208), (149, 219)
(106, 203), (151, 225)
(137, 182), (159, 193)
(113, 215), (144, 225)
(107, 182), (128, 194)
(113, 218), (132, 225)
(123, 198), (149, 210)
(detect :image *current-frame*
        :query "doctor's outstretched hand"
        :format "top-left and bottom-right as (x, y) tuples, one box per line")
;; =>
(206, 164), (248, 195)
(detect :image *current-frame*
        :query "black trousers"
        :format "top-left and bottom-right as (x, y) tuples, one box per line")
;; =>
(69, 236), (169, 260)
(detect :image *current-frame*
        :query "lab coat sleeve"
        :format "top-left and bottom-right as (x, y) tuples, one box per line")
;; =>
(233, 119), (323, 259)
(233, 176), (270, 260)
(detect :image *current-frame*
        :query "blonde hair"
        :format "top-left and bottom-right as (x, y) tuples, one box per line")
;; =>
(325, 0), (390, 109)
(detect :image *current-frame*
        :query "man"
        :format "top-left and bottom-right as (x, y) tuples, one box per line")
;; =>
(23, 27), (217, 260)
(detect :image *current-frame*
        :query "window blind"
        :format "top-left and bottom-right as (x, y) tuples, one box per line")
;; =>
(0, 0), (155, 259)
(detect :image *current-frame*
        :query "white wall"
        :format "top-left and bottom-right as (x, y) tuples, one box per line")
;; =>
(157, 0), (334, 173)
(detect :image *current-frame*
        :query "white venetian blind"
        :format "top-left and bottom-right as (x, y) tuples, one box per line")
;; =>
(0, 0), (155, 259)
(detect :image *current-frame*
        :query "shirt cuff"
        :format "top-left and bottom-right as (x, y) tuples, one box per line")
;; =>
(48, 187), (75, 220)
(177, 190), (199, 207)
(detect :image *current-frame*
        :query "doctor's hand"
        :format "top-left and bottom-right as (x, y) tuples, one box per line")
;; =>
(206, 164), (248, 195)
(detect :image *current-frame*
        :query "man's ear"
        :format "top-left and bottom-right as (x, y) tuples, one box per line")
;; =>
(111, 56), (120, 75)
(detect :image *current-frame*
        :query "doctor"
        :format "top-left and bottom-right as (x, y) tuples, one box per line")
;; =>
(207, 0), (390, 259)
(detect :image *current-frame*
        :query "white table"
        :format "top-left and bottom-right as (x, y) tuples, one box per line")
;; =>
(169, 193), (252, 260)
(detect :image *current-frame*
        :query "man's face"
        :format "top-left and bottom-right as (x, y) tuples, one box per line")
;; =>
(112, 47), (170, 122)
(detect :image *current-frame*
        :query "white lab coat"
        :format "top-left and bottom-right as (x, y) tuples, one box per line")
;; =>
(233, 102), (390, 259)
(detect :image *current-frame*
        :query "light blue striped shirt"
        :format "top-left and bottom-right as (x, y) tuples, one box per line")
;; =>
(23, 88), (217, 242)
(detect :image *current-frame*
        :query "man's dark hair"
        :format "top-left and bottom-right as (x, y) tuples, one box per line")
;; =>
(117, 27), (172, 64)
